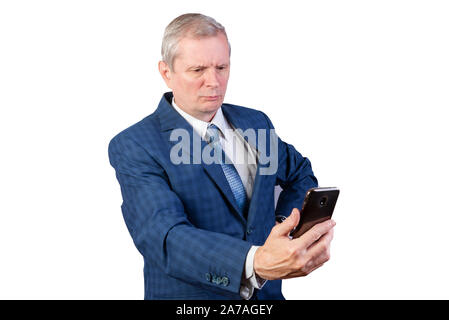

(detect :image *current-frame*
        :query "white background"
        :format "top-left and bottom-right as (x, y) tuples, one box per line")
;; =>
(1, 0), (448, 299)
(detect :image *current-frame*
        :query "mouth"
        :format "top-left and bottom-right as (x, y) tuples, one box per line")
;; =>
(202, 95), (221, 101)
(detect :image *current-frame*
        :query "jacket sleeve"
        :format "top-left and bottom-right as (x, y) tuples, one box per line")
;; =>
(261, 113), (319, 217)
(108, 133), (252, 298)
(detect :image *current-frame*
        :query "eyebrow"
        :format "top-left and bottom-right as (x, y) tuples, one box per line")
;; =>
(187, 65), (206, 70)
(187, 64), (229, 70)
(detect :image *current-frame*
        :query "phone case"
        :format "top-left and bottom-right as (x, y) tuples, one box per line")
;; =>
(290, 187), (339, 239)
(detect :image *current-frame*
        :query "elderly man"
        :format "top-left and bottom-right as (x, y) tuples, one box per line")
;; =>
(108, 13), (335, 300)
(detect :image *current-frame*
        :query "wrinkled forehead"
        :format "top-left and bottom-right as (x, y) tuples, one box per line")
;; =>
(174, 34), (230, 69)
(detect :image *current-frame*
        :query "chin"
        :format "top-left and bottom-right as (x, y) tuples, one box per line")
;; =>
(204, 102), (221, 111)
(202, 98), (224, 110)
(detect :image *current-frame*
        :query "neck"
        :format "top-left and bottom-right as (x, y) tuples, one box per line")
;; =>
(198, 111), (217, 122)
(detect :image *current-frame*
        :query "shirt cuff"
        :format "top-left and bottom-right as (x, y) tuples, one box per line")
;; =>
(245, 245), (267, 289)
(239, 245), (267, 300)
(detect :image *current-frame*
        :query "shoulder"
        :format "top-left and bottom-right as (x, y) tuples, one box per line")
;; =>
(222, 102), (275, 129)
(108, 111), (161, 154)
(222, 101), (266, 117)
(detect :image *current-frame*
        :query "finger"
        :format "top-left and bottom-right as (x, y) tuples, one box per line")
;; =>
(307, 227), (334, 250)
(306, 228), (334, 260)
(288, 249), (331, 279)
(305, 259), (327, 276)
(296, 219), (336, 248)
(287, 260), (326, 279)
(310, 247), (332, 270)
(273, 208), (300, 237)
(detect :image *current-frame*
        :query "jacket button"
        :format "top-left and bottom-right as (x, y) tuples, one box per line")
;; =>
(205, 273), (211, 282)
(221, 277), (229, 286)
(246, 228), (252, 235)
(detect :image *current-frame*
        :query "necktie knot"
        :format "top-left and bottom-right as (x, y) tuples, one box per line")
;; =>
(206, 123), (221, 145)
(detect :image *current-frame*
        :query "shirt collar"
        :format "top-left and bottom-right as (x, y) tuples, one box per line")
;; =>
(171, 97), (230, 141)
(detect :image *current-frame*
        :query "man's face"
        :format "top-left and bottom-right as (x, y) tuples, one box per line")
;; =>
(159, 32), (230, 122)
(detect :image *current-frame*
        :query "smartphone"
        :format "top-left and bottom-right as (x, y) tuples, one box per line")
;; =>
(290, 187), (340, 239)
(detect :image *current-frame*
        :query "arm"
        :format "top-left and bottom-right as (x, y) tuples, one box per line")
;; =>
(108, 133), (252, 298)
(252, 113), (335, 281)
(261, 113), (319, 216)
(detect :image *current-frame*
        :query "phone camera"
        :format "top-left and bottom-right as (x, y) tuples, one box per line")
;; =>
(319, 196), (328, 207)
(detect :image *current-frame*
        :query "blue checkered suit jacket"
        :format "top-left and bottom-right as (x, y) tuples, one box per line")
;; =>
(108, 92), (318, 299)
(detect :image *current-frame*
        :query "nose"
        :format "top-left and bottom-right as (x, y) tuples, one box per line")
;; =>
(204, 69), (219, 88)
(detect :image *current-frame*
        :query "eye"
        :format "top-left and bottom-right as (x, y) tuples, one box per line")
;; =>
(192, 67), (204, 73)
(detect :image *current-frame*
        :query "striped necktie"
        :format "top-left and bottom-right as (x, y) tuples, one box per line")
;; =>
(205, 123), (248, 216)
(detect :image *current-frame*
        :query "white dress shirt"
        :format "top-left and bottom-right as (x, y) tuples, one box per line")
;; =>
(171, 98), (266, 299)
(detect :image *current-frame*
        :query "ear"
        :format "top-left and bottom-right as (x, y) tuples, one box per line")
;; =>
(158, 60), (173, 88)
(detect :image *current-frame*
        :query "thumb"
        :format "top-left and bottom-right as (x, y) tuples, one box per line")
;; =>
(275, 208), (300, 236)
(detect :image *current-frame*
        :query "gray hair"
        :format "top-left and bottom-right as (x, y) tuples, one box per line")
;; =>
(161, 13), (231, 71)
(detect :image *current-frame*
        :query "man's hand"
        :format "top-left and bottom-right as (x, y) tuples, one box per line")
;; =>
(254, 208), (335, 280)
